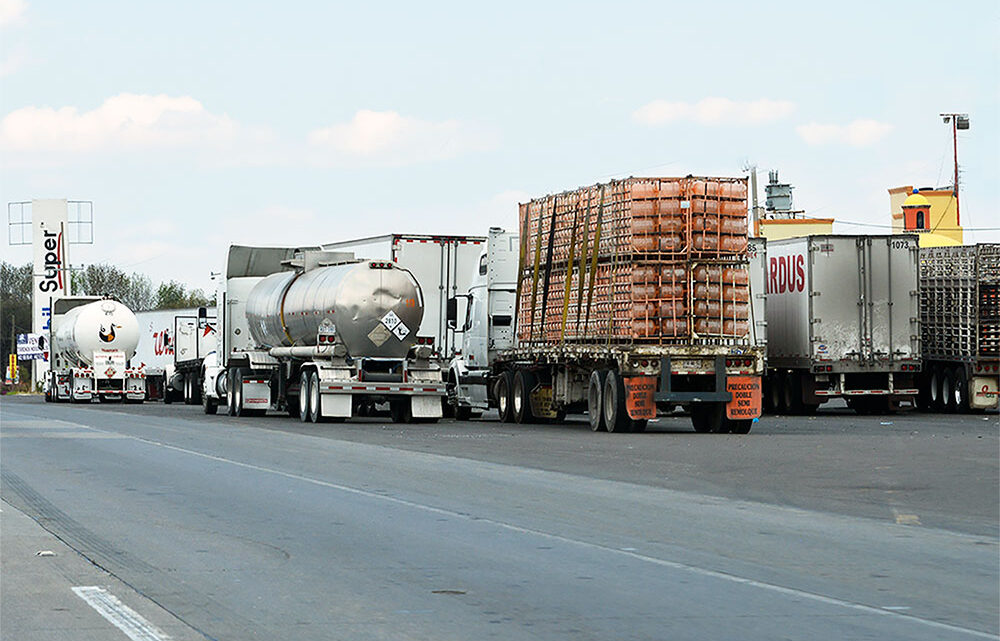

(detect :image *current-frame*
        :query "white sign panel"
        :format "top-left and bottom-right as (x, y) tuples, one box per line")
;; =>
(16, 333), (46, 360)
(31, 199), (70, 384)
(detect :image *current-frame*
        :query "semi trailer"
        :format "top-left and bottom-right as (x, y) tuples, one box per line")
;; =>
(764, 234), (921, 415)
(917, 243), (999, 412)
(133, 306), (216, 403)
(44, 297), (145, 403)
(205, 245), (445, 421)
(448, 177), (765, 434)
(167, 307), (217, 405)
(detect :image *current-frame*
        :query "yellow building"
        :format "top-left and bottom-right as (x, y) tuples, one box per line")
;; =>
(888, 186), (963, 247)
(756, 217), (834, 242)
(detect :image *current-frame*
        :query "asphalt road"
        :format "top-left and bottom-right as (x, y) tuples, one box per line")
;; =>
(2, 395), (997, 641)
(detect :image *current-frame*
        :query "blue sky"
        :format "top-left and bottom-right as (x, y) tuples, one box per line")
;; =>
(2, 0), (997, 292)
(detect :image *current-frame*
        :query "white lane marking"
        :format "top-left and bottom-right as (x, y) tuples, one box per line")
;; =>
(136, 439), (996, 640)
(72, 586), (172, 641)
(55, 419), (997, 641)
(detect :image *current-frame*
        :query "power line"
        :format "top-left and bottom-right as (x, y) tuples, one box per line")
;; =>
(832, 219), (1000, 231)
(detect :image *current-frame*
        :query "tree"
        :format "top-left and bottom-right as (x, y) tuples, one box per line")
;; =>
(154, 281), (213, 310)
(1, 261), (33, 372)
(74, 263), (155, 311)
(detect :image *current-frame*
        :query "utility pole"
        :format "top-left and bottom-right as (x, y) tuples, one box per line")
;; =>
(940, 113), (969, 226)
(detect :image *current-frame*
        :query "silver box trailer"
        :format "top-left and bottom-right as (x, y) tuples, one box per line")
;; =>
(320, 234), (486, 359)
(917, 243), (999, 411)
(764, 235), (921, 414)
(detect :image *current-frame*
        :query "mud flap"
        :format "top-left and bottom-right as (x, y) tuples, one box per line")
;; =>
(624, 376), (657, 420)
(529, 385), (557, 419)
(726, 376), (762, 420)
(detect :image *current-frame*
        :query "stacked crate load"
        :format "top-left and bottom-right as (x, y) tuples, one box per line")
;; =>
(516, 176), (752, 345)
(919, 244), (1000, 362)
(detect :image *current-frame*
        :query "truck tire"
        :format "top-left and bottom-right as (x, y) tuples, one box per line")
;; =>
(496, 371), (514, 424)
(941, 369), (957, 413)
(390, 398), (413, 423)
(183, 375), (193, 405)
(308, 370), (324, 423)
(603, 370), (631, 433)
(512, 369), (536, 424)
(783, 372), (804, 415)
(299, 370), (311, 422)
(233, 370), (245, 417)
(952, 366), (969, 413)
(929, 365), (944, 411)
(226, 369), (236, 416)
(588, 370), (607, 432)
(203, 390), (218, 415)
(728, 418), (753, 434)
(691, 402), (725, 433)
(916, 372), (932, 411)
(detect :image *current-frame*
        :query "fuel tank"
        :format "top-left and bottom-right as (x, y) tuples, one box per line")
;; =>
(53, 299), (140, 366)
(245, 261), (423, 359)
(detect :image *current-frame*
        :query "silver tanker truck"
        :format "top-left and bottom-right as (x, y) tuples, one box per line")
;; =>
(44, 296), (146, 403)
(204, 245), (446, 422)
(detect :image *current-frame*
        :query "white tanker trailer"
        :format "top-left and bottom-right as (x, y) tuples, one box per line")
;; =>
(45, 297), (146, 403)
(207, 245), (445, 422)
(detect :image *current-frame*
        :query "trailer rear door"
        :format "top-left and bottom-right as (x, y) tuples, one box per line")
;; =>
(810, 236), (918, 364)
(392, 236), (485, 357)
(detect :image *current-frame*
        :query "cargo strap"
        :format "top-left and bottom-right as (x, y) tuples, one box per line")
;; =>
(575, 189), (593, 334)
(584, 185), (605, 332)
(529, 199), (546, 340)
(561, 193), (581, 341)
(539, 196), (559, 342)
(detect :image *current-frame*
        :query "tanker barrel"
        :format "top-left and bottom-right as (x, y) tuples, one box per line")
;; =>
(52, 298), (140, 367)
(245, 261), (423, 359)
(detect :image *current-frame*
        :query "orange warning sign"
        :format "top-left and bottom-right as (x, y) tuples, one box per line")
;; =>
(624, 376), (657, 420)
(726, 376), (762, 420)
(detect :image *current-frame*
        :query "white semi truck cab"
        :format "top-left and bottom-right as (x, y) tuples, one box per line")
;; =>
(447, 228), (519, 417)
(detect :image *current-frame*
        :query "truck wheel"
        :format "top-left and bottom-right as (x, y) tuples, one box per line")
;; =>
(952, 367), (969, 413)
(513, 369), (536, 424)
(226, 369), (236, 416)
(941, 370), (956, 413)
(390, 399), (413, 423)
(183, 375), (193, 405)
(783, 372), (804, 415)
(916, 372), (932, 411)
(203, 390), (218, 415)
(929, 365), (943, 411)
(233, 370), (245, 417)
(762, 373), (775, 414)
(496, 371), (514, 424)
(691, 403), (724, 433)
(603, 370), (631, 433)
(308, 370), (324, 423)
(588, 370), (607, 432)
(728, 418), (753, 434)
(299, 370), (311, 422)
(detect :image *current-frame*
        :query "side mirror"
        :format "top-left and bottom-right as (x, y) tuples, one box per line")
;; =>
(446, 297), (458, 330)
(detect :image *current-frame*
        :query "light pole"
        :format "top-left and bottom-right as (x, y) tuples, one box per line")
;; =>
(939, 113), (969, 226)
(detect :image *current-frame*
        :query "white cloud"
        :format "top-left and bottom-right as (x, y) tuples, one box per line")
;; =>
(0, 93), (242, 153)
(633, 98), (795, 126)
(796, 119), (893, 147)
(308, 109), (497, 166)
(0, 0), (25, 27)
(0, 48), (24, 76)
